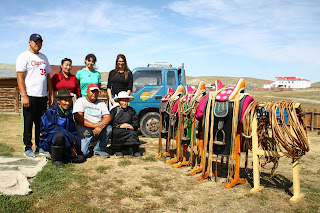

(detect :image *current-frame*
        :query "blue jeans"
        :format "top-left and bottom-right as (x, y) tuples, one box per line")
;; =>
(81, 125), (112, 157)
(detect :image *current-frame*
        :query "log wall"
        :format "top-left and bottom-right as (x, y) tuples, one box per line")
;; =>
(0, 78), (20, 113)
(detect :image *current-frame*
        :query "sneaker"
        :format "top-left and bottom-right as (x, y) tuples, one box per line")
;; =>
(114, 152), (124, 158)
(24, 149), (35, 158)
(94, 151), (110, 159)
(36, 147), (50, 156)
(133, 152), (142, 158)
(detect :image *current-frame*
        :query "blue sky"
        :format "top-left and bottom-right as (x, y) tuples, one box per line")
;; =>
(1, 0), (320, 83)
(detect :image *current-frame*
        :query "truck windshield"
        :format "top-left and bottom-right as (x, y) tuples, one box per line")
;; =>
(132, 70), (162, 93)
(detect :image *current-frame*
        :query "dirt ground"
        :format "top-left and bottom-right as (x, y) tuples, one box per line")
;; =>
(1, 114), (319, 212)
(75, 133), (320, 212)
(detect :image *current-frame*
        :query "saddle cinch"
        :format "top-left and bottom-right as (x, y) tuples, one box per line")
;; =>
(203, 79), (254, 157)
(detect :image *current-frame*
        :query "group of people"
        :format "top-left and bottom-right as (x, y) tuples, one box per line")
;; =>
(16, 33), (141, 168)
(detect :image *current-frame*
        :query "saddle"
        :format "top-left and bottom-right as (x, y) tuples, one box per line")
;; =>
(159, 85), (185, 139)
(172, 85), (194, 114)
(204, 78), (251, 156)
(160, 88), (175, 113)
(179, 82), (206, 145)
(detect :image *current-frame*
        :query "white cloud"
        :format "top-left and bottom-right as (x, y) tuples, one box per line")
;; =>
(4, 1), (160, 40)
(167, 0), (320, 65)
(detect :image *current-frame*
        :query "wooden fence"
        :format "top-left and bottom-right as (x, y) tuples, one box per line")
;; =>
(303, 108), (320, 131)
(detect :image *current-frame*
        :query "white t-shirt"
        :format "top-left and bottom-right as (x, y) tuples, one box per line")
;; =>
(16, 50), (51, 97)
(73, 97), (110, 137)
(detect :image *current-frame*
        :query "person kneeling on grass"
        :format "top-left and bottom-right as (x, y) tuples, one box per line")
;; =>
(73, 84), (112, 158)
(40, 88), (85, 168)
(110, 91), (141, 157)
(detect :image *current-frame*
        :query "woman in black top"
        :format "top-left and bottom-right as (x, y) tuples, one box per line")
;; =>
(107, 54), (133, 109)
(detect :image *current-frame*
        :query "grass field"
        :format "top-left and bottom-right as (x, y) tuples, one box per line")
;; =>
(0, 111), (320, 212)
(248, 89), (320, 110)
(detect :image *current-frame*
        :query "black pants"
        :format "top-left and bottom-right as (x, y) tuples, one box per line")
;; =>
(23, 96), (47, 151)
(53, 132), (66, 147)
(53, 132), (85, 163)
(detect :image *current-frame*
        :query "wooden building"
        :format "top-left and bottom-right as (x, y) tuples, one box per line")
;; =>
(0, 77), (20, 113)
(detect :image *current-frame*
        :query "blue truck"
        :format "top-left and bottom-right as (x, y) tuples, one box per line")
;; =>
(129, 62), (186, 137)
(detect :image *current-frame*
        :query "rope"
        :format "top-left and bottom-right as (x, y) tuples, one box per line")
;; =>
(242, 101), (310, 179)
(268, 101), (309, 159)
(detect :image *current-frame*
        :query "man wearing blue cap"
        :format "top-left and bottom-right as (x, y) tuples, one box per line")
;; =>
(16, 34), (54, 158)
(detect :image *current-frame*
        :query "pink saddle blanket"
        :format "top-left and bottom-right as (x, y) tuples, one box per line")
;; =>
(195, 94), (209, 119)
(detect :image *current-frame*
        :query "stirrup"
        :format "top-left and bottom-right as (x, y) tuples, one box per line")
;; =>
(213, 129), (226, 145)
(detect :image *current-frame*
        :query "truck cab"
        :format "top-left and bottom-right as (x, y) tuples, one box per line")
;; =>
(130, 63), (186, 137)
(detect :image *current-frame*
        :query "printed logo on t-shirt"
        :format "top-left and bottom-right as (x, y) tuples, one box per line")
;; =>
(40, 69), (46, 75)
(85, 106), (100, 115)
(31, 60), (46, 66)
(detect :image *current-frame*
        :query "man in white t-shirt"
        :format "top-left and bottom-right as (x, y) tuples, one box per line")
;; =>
(16, 33), (54, 158)
(73, 84), (112, 158)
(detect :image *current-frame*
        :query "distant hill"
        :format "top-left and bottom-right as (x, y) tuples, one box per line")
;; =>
(311, 82), (320, 88)
(101, 72), (269, 88)
(186, 76), (270, 88)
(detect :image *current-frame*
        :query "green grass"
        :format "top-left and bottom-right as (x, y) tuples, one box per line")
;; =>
(249, 90), (320, 110)
(0, 143), (14, 157)
(301, 168), (315, 175)
(95, 165), (113, 173)
(118, 159), (132, 166)
(0, 111), (319, 212)
(31, 164), (82, 194)
(0, 195), (33, 213)
(141, 156), (157, 162)
(0, 163), (107, 212)
(164, 196), (177, 205)
(0, 163), (93, 212)
(0, 114), (9, 121)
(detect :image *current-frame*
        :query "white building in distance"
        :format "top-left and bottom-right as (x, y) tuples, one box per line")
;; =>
(263, 77), (311, 89)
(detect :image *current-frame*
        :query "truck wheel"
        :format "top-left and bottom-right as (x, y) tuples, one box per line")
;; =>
(140, 112), (160, 138)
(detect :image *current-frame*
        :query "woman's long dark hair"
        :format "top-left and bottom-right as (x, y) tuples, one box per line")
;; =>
(60, 58), (72, 78)
(115, 54), (131, 82)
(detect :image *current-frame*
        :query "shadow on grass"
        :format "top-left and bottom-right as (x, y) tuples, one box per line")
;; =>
(244, 168), (293, 196)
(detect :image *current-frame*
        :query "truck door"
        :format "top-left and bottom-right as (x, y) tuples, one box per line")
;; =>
(166, 69), (179, 91)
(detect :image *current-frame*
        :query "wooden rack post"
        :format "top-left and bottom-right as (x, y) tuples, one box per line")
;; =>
(249, 111), (305, 203)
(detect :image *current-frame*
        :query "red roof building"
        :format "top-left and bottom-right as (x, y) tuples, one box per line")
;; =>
(264, 77), (311, 89)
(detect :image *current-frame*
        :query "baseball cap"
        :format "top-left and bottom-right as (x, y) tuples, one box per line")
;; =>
(87, 84), (100, 91)
(29, 34), (43, 42)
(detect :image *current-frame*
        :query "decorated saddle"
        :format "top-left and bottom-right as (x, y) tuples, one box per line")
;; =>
(202, 78), (254, 156)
